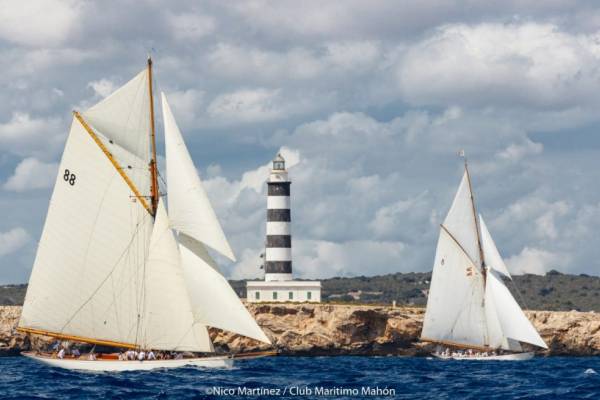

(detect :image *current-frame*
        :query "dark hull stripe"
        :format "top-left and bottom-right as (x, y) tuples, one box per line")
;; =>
(265, 261), (292, 273)
(267, 182), (291, 196)
(266, 235), (291, 248)
(267, 209), (291, 222)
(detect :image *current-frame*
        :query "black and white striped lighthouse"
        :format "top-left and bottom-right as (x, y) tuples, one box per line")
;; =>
(265, 153), (292, 282)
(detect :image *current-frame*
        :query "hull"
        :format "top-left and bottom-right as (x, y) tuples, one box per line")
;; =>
(22, 352), (234, 372)
(433, 351), (534, 361)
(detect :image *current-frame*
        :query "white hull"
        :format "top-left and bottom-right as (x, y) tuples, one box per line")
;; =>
(433, 351), (534, 361)
(22, 352), (234, 372)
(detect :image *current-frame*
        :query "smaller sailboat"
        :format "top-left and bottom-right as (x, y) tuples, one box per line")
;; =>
(17, 58), (273, 371)
(421, 158), (548, 360)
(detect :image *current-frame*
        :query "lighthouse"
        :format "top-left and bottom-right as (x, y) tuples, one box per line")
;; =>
(246, 153), (321, 303)
(265, 153), (292, 282)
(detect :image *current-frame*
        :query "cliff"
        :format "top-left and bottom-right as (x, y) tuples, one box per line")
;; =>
(2, 304), (600, 356)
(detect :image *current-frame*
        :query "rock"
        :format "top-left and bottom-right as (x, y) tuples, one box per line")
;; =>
(2, 304), (600, 356)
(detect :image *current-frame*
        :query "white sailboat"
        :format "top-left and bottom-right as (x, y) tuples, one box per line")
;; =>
(421, 160), (548, 360)
(17, 59), (273, 371)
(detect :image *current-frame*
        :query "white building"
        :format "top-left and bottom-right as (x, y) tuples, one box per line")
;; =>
(246, 154), (321, 303)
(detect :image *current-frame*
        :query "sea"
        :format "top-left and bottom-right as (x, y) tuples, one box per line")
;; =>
(1, 356), (599, 399)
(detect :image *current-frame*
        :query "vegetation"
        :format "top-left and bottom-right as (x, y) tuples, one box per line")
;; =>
(5, 270), (600, 311)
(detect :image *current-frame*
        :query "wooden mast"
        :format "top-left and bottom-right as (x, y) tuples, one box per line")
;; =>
(148, 56), (159, 217)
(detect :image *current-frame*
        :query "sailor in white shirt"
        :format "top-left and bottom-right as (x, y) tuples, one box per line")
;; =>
(57, 348), (65, 359)
(138, 351), (146, 361)
(147, 351), (156, 360)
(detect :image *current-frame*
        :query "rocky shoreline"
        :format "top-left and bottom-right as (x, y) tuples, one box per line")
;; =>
(2, 304), (600, 356)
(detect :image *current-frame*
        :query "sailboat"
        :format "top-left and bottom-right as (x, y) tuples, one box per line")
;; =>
(421, 159), (548, 360)
(17, 58), (273, 371)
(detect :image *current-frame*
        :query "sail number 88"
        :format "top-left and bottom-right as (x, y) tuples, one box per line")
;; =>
(63, 169), (76, 186)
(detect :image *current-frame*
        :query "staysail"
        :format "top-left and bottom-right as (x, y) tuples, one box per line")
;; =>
(479, 215), (511, 279)
(485, 270), (547, 349)
(138, 200), (213, 351)
(179, 234), (271, 344)
(162, 93), (236, 261)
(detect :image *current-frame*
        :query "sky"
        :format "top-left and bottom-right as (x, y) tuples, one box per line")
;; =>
(2, 0), (600, 283)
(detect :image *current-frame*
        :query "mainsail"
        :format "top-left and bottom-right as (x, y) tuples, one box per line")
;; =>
(19, 62), (271, 351)
(421, 165), (547, 351)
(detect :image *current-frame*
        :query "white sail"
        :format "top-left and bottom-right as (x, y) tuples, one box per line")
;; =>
(82, 69), (150, 162)
(19, 117), (154, 346)
(479, 215), (512, 279)
(179, 234), (271, 344)
(485, 270), (548, 349)
(443, 171), (481, 267)
(139, 201), (213, 352)
(162, 93), (236, 261)
(421, 228), (488, 347)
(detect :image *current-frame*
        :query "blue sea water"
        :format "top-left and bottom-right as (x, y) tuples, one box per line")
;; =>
(1, 356), (599, 399)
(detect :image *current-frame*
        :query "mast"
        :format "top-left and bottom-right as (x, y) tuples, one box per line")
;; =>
(148, 56), (159, 217)
(462, 154), (485, 273)
(462, 152), (489, 346)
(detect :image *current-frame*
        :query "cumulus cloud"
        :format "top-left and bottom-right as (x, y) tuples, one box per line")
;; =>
(397, 23), (600, 111)
(0, 0), (82, 47)
(87, 79), (117, 98)
(0, 228), (30, 257)
(167, 12), (216, 40)
(3, 2), (600, 283)
(4, 157), (58, 192)
(505, 247), (567, 275)
(0, 112), (65, 158)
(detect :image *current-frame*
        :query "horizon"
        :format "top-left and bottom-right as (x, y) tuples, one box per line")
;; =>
(2, 2), (600, 283)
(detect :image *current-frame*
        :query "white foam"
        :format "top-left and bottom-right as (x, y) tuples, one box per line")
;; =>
(584, 368), (596, 374)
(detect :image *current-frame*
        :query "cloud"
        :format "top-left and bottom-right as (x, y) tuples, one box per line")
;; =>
(167, 12), (216, 40)
(4, 157), (58, 192)
(87, 79), (117, 98)
(0, 112), (65, 158)
(0, 228), (30, 257)
(505, 247), (568, 275)
(0, 0), (82, 47)
(397, 23), (600, 111)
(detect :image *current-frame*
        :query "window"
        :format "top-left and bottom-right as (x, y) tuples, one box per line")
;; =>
(307, 291), (312, 300)
(255, 291), (260, 300)
(273, 292), (278, 300)
(289, 292), (293, 300)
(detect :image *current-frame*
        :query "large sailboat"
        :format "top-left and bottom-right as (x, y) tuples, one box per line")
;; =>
(421, 160), (548, 360)
(17, 59), (272, 371)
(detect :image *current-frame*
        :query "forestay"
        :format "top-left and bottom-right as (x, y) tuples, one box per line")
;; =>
(162, 93), (236, 261)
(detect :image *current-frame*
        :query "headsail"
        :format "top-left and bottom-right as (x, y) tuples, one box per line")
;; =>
(162, 93), (236, 261)
(485, 270), (547, 349)
(479, 215), (512, 279)
(178, 234), (271, 344)
(139, 200), (213, 352)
